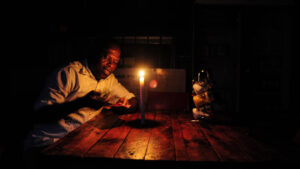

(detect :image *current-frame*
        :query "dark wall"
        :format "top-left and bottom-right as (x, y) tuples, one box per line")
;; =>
(193, 4), (294, 116)
(192, 4), (296, 144)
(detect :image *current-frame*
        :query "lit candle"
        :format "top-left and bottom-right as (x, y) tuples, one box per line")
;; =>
(139, 70), (145, 124)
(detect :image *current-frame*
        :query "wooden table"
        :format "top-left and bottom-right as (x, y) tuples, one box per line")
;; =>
(41, 111), (283, 168)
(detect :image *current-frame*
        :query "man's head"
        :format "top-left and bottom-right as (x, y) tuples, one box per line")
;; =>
(88, 39), (121, 80)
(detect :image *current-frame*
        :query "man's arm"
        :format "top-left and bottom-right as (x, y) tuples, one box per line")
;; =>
(34, 98), (83, 123)
(102, 74), (137, 114)
(127, 97), (138, 113)
(34, 91), (106, 123)
(107, 97), (138, 114)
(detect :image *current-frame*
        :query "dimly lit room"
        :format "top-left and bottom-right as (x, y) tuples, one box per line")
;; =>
(3, 0), (298, 168)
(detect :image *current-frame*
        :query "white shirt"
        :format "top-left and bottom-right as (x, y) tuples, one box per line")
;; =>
(24, 60), (135, 150)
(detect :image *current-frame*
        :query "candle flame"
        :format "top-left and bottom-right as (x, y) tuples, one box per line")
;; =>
(140, 77), (144, 82)
(139, 70), (145, 77)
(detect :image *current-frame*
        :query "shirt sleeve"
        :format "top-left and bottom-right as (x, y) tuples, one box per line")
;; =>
(107, 74), (135, 104)
(34, 67), (76, 111)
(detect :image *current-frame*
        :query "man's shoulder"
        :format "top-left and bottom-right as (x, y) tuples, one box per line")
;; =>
(67, 60), (85, 69)
(107, 73), (118, 81)
(61, 60), (85, 73)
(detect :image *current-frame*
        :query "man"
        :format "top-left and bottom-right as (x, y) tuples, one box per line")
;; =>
(24, 38), (137, 150)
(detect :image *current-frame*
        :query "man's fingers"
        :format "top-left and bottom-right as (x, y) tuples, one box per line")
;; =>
(123, 98), (129, 106)
(117, 97), (124, 103)
(117, 98), (129, 106)
(104, 94), (112, 102)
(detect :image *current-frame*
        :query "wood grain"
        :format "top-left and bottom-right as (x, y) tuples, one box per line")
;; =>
(144, 112), (176, 160)
(42, 111), (279, 163)
(181, 121), (219, 161)
(114, 112), (155, 160)
(85, 113), (135, 158)
(171, 112), (189, 161)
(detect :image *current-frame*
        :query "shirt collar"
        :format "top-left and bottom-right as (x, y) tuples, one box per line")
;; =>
(81, 59), (114, 81)
(79, 59), (96, 80)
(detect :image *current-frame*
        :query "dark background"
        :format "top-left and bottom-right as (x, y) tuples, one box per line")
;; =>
(3, 0), (297, 166)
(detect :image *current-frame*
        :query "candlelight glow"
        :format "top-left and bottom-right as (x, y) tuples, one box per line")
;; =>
(149, 79), (158, 88)
(140, 76), (144, 82)
(139, 70), (145, 77)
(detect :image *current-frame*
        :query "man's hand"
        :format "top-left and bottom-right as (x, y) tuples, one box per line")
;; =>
(115, 97), (131, 108)
(80, 91), (111, 110)
(104, 97), (138, 114)
(104, 97), (131, 109)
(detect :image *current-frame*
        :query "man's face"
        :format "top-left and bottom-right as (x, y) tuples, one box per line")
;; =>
(95, 48), (120, 79)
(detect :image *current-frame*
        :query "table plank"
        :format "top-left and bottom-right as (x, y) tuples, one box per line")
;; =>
(171, 112), (189, 161)
(144, 112), (176, 160)
(211, 125), (274, 161)
(114, 112), (155, 160)
(86, 110), (123, 130)
(181, 121), (220, 161)
(176, 112), (277, 162)
(175, 112), (220, 161)
(84, 113), (135, 158)
(199, 124), (253, 162)
(42, 113), (111, 156)
(41, 110), (282, 164)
